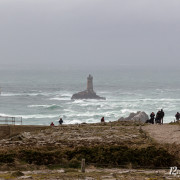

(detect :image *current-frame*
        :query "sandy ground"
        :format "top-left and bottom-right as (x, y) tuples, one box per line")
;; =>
(143, 124), (180, 144)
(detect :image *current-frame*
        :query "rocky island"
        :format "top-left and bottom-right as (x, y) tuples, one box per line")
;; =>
(71, 74), (106, 100)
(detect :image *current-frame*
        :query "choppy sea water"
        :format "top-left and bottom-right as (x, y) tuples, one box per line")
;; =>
(0, 68), (179, 125)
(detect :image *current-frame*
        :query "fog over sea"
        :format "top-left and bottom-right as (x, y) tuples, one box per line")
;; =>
(0, 68), (179, 125)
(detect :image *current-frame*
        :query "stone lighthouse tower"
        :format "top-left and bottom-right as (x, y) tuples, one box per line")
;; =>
(87, 74), (93, 92)
(71, 74), (105, 100)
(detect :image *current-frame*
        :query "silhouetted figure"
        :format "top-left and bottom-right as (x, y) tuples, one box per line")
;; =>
(150, 112), (155, 124)
(155, 111), (161, 124)
(160, 109), (165, 124)
(101, 117), (105, 123)
(59, 118), (63, 125)
(50, 122), (54, 126)
(175, 112), (180, 121)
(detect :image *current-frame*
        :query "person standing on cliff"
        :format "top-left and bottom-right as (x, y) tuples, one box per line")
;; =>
(101, 117), (105, 123)
(59, 118), (63, 125)
(160, 109), (165, 124)
(50, 122), (54, 126)
(175, 112), (180, 121)
(150, 112), (155, 124)
(155, 110), (161, 124)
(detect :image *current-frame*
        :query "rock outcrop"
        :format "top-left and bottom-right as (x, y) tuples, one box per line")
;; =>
(71, 90), (105, 100)
(118, 111), (149, 123)
(71, 74), (106, 100)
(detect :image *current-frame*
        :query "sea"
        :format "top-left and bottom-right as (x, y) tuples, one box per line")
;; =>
(0, 67), (179, 125)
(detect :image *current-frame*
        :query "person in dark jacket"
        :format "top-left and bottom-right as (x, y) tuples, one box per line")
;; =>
(59, 118), (63, 125)
(175, 112), (180, 121)
(150, 112), (155, 124)
(160, 109), (165, 124)
(101, 117), (105, 123)
(155, 110), (161, 124)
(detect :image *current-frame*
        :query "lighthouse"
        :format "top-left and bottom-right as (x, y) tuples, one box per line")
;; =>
(87, 74), (93, 92)
(71, 75), (106, 100)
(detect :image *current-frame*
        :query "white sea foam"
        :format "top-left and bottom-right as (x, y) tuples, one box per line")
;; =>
(20, 114), (58, 119)
(65, 120), (82, 124)
(0, 113), (14, 117)
(0, 113), (22, 120)
(71, 100), (85, 104)
(61, 93), (72, 97)
(138, 98), (180, 102)
(28, 104), (60, 108)
(1, 93), (22, 97)
(50, 97), (70, 101)
(1, 91), (54, 97)
(28, 104), (50, 108)
(121, 109), (137, 114)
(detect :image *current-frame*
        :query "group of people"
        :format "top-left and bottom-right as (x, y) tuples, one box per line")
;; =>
(147, 109), (165, 124)
(50, 118), (63, 126)
(147, 110), (180, 124)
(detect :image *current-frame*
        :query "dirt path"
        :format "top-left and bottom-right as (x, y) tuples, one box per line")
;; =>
(143, 124), (180, 144)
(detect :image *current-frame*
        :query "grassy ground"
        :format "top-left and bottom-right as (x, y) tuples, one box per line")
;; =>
(0, 121), (179, 179)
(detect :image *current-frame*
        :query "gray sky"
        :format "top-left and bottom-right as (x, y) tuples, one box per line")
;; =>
(0, 0), (180, 70)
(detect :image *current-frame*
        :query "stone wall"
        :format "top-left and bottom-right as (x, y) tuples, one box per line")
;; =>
(0, 125), (48, 139)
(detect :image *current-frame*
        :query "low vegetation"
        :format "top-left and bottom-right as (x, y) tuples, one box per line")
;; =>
(0, 145), (177, 170)
(0, 121), (179, 178)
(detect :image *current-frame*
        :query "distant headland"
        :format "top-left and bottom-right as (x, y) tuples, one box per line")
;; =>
(71, 74), (106, 100)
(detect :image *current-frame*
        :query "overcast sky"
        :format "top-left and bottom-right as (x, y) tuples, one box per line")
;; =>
(0, 0), (180, 70)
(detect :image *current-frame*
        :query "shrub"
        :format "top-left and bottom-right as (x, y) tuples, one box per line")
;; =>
(0, 153), (14, 164)
(11, 171), (24, 177)
(65, 145), (176, 168)
(19, 150), (63, 165)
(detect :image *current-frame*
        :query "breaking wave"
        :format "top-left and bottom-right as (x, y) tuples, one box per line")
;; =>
(28, 104), (61, 110)
(1, 91), (52, 97)
(50, 97), (70, 101)
(1, 93), (22, 97)
(21, 114), (58, 119)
